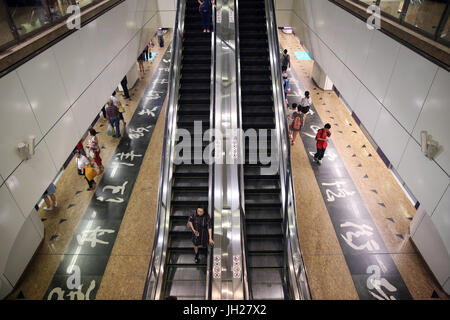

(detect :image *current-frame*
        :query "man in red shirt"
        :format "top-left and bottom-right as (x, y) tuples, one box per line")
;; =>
(314, 123), (331, 165)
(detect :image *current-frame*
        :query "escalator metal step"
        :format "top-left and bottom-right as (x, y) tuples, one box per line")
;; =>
(248, 253), (284, 268)
(247, 238), (283, 252)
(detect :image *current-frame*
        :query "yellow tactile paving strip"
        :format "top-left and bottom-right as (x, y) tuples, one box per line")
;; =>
(279, 31), (448, 300)
(6, 31), (172, 300)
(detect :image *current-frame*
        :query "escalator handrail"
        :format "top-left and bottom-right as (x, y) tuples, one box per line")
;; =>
(206, 5), (217, 301)
(142, 0), (186, 300)
(234, 0), (251, 301)
(264, 0), (312, 300)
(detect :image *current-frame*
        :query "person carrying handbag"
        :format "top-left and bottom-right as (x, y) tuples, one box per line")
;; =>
(87, 128), (104, 173)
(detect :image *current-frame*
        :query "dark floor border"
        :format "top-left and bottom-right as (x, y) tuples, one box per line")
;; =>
(41, 43), (172, 300)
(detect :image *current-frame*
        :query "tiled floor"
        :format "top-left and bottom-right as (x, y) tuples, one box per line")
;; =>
(6, 31), (172, 300)
(279, 30), (448, 300)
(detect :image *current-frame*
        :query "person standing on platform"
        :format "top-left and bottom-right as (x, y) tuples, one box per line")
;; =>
(43, 182), (57, 211)
(281, 49), (290, 70)
(87, 128), (104, 173)
(287, 103), (297, 140)
(105, 99), (121, 138)
(314, 123), (332, 165)
(144, 43), (150, 61)
(75, 139), (86, 156)
(157, 28), (165, 47)
(75, 150), (90, 176)
(111, 91), (126, 128)
(137, 51), (145, 73)
(290, 110), (302, 146)
(121, 76), (130, 100)
(198, 0), (215, 33)
(84, 164), (98, 191)
(188, 207), (214, 264)
(299, 91), (312, 129)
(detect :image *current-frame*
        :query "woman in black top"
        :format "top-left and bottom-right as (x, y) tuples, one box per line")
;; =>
(188, 207), (214, 263)
(137, 51), (145, 73)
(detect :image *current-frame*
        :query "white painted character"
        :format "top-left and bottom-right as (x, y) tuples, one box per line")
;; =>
(47, 280), (96, 300)
(366, 265), (397, 300)
(340, 221), (381, 251)
(138, 107), (158, 117)
(77, 225), (115, 248)
(322, 181), (356, 202)
(128, 125), (153, 139)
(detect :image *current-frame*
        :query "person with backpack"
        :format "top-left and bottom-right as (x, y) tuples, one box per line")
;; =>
(314, 124), (332, 165)
(281, 49), (290, 70)
(290, 111), (302, 145)
(299, 91), (312, 129)
(188, 207), (214, 263)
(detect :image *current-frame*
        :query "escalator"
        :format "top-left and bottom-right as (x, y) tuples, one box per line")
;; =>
(160, 0), (213, 300)
(237, 0), (288, 300)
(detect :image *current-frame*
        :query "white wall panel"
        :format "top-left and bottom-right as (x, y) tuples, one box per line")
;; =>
(276, 11), (293, 26)
(431, 186), (450, 255)
(79, 19), (103, 84)
(0, 274), (13, 300)
(398, 138), (449, 215)
(53, 31), (89, 106)
(353, 85), (382, 135)
(0, 72), (43, 179)
(411, 211), (450, 286)
(5, 141), (57, 216)
(342, 16), (374, 80)
(157, 0), (176, 11)
(383, 46), (438, 133)
(373, 107), (410, 168)
(359, 30), (400, 102)
(0, 185), (26, 274)
(44, 109), (81, 169)
(16, 49), (71, 135)
(158, 11), (176, 28)
(338, 65), (361, 107)
(412, 68), (450, 174)
(71, 80), (103, 133)
(275, 0), (294, 10)
(3, 215), (42, 286)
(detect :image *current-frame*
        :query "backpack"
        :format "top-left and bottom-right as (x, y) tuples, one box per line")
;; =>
(292, 114), (301, 130)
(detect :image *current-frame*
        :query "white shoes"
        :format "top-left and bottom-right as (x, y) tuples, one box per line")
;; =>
(44, 206), (52, 211)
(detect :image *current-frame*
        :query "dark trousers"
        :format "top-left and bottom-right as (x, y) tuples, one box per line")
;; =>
(315, 147), (326, 160)
(109, 117), (120, 137)
(85, 177), (95, 189)
(122, 83), (130, 99)
(101, 106), (107, 119)
(158, 35), (164, 47)
(200, 11), (211, 30)
(144, 50), (149, 61)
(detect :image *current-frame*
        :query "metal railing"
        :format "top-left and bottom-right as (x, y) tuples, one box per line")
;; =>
(264, 0), (312, 300)
(143, 0), (217, 300)
(233, 0), (250, 301)
(142, 0), (185, 300)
